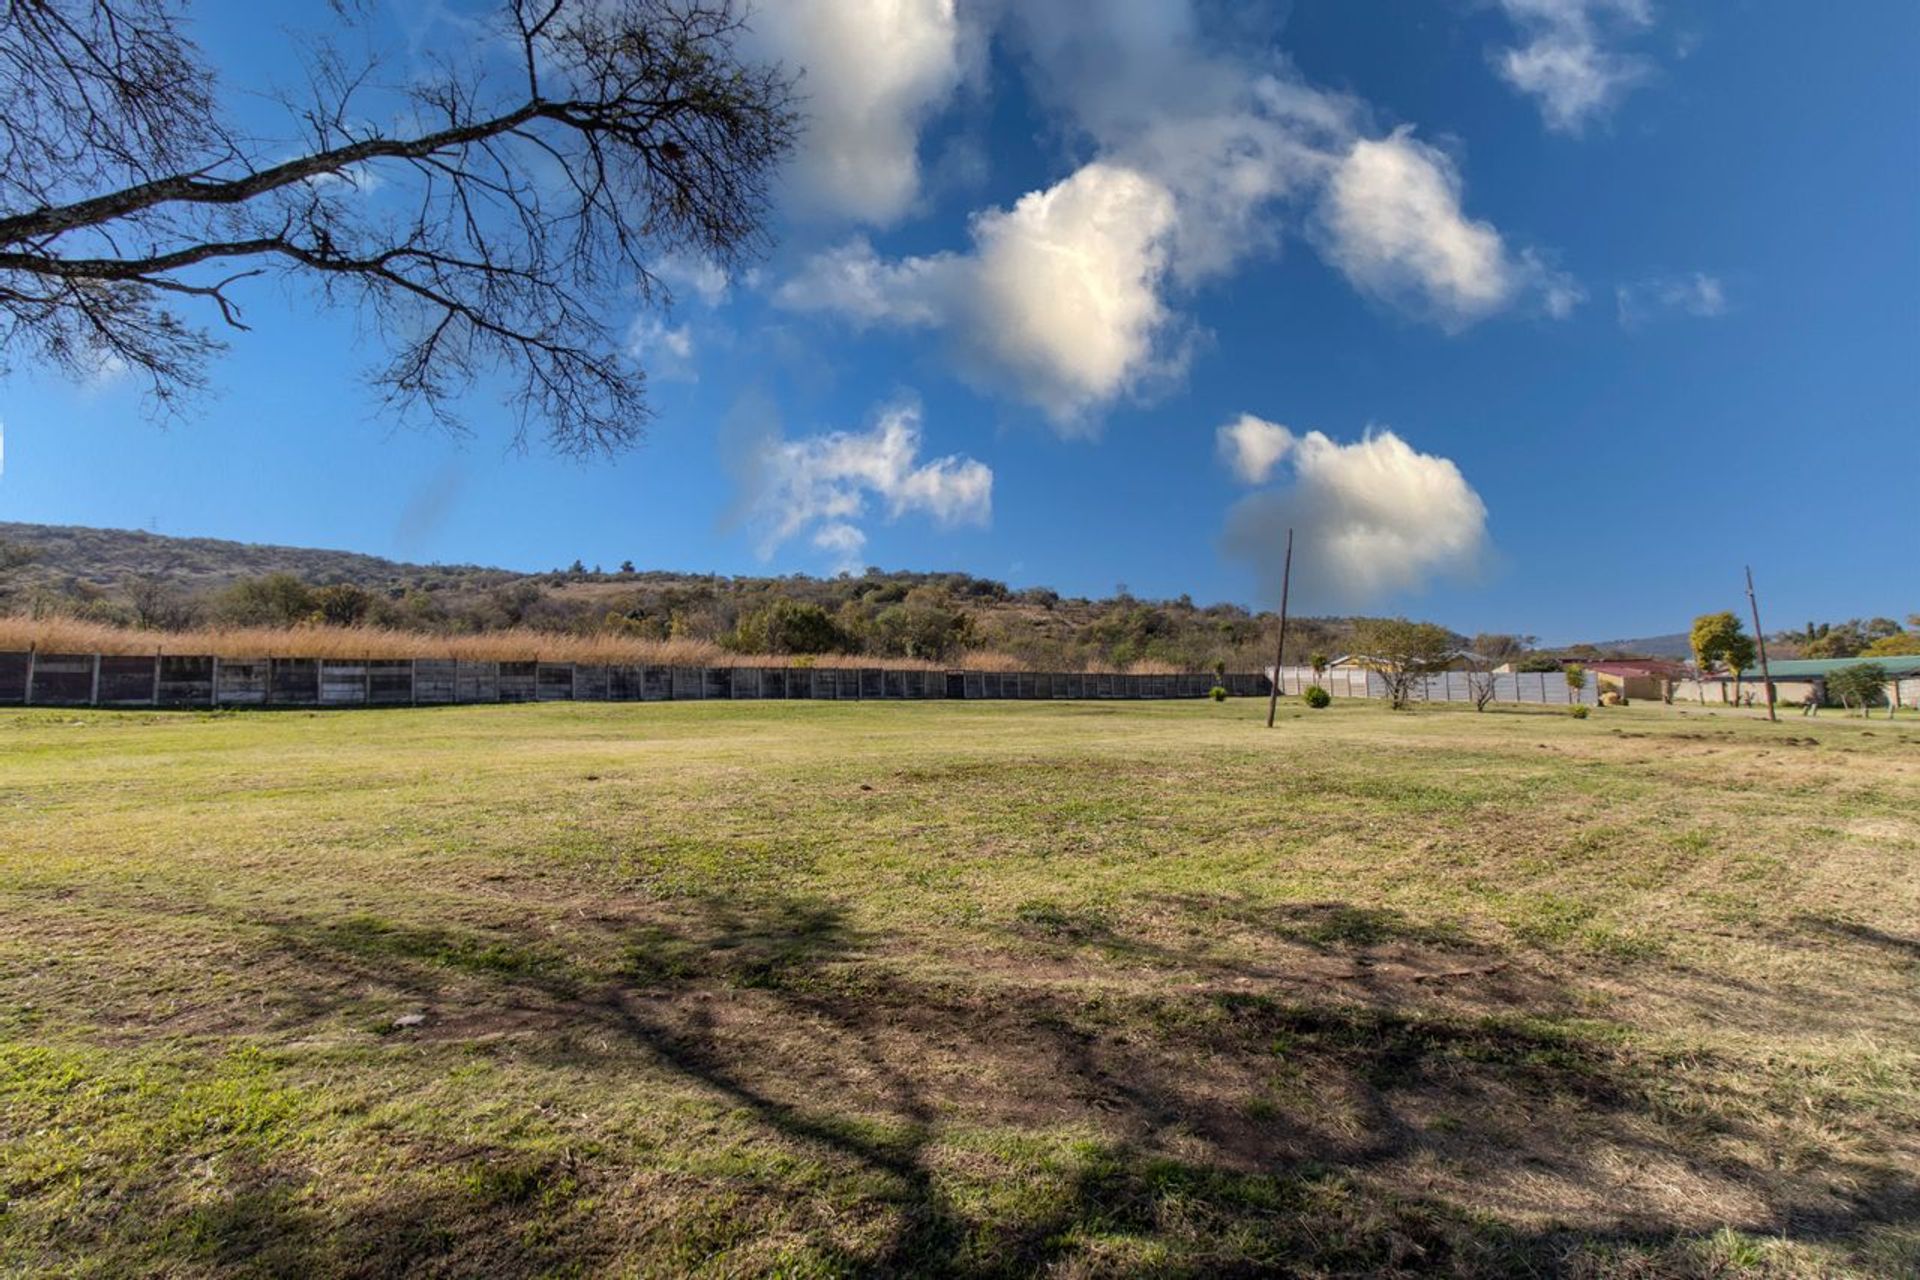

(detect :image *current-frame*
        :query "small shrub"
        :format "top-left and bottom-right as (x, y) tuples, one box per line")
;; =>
(1569, 704), (1589, 719)
(1209, 685), (1228, 702)
(1302, 685), (1331, 709)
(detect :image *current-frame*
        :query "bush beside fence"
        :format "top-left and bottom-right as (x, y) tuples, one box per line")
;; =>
(0, 651), (1273, 708)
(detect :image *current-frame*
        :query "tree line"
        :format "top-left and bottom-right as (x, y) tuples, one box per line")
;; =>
(0, 546), (1503, 673)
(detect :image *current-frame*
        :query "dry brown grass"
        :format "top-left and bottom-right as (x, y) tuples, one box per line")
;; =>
(0, 614), (1089, 672)
(2, 701), (1914, 1276)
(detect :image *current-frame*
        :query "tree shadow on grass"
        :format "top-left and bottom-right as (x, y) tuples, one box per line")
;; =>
(60, 896), (1920, 1277)
(150, 1149), (589, 1280)
(1794, 912), (1920, 962)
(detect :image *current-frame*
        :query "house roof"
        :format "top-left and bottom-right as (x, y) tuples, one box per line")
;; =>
(1328, 652), (1471, 669)
(1579, 659), (1691, 678)
(1709, 656), (1920, 680)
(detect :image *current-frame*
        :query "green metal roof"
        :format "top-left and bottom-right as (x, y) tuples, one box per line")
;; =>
(1718, 656), (1920, 679)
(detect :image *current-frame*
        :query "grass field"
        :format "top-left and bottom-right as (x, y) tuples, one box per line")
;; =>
(2, 698), (1916, 1277)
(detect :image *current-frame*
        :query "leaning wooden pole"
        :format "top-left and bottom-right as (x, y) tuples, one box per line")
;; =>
(1745, 565), (1776, 722)
(1265, 528), (1294, 728)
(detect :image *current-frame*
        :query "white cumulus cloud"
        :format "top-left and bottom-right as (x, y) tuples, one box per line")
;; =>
(746, 0), (969, 225)
(743, 400), (992, 569)
(1317, 128), (1573, 327)
(950, 163), (1179, 424)
(775, 3), (1577, 424)
(1494, 0), (1654, 134)
(777, 162), (1180, 428)
(1221, 421), (1490, 609)
(1216, 413), (1296, 485)
(1006, 5), (1351, 286)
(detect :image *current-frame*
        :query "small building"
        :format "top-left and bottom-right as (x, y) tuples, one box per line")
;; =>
(1576, 659), (1692, 702)
(1692, 656), (1920, 708)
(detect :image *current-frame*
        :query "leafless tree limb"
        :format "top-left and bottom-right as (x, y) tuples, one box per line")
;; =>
(0, 0), (797, 453)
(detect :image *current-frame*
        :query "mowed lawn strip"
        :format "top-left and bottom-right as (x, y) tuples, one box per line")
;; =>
(2, 700), (1916, 1277)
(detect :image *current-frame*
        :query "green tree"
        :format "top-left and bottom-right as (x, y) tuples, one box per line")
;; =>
(1690, 611), (1750, 704)
(1564, 664), (1588, 705)
(312, 583), (374, 627)
(1827, 663), (1888, 716)
(732, 600), (844, 655)
(1862, 631), (1920, 657)
(1723, 632), (1757, 705)
(871, 589), (974, 661)
(217, 573), (315, 626)
(1350, 617), (1457, 710)
(1803, 622), (1866, 659)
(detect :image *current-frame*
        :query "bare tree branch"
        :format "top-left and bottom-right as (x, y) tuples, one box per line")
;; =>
(0, 0), (797, 453)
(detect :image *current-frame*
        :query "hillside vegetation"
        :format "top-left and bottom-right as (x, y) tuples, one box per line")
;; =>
(0, 522), (1365, 671)
(0, 521), (1773, 671)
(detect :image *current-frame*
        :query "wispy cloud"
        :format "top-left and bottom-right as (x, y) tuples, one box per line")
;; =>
(650, 251), (730, 308)
(1493, 0), (1655, 134)
(740, 400), (992, 570)
(624, 315), (698, 381)
(1615, 271), (1726, 328)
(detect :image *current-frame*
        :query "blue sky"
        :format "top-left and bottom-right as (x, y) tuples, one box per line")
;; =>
(2, 0), (1915, 642)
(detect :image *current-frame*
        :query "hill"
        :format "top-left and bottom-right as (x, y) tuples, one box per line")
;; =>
(0, 521), (1308, 671)
(0, 521), (503, 593)
(3, 521), (1726, 671)
(1568, 632), (1694, 660)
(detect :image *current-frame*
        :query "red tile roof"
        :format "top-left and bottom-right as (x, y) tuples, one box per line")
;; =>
(1578, 659), (1692, 677)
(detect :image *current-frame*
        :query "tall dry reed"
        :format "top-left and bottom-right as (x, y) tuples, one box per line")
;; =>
(0, 615), (1092, 672)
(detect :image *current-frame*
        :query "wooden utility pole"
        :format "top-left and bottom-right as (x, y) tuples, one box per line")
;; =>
(1265, 528), (1294, 728)
(1745, 565), (1776, 722)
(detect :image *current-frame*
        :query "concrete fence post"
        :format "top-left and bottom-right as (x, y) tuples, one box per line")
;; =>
(23, 646), (35, 706)
(210, 655), (220, 708)
(151, 653), (162, 706)
(89, 653), (101, 707)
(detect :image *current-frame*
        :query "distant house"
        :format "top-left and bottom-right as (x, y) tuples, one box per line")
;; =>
(1694, 656), (1920, 708)
(1577, 659), (1692, 702)
(1328, 652), (1474, 673)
